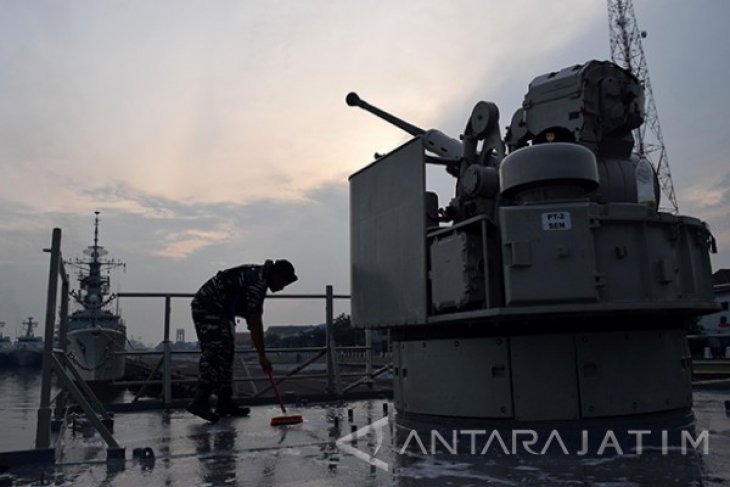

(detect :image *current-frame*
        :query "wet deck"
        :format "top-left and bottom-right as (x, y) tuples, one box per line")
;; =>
(3, 389), (730, 486)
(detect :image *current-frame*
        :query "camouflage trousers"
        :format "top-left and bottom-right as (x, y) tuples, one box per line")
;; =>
(191, 304), (234, 396)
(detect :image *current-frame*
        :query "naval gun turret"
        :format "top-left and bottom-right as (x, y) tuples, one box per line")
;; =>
(347, 60), (717, 422)
(347, 91), (504, 223)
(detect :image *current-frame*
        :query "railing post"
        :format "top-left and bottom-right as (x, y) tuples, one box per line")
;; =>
(325, 285), (341, 395)
(163, 295), (172, 407)
(54, 274), (70, 423)
(365, 328), (373, 388)
(58, 279), (70, 352)
(36, 228), (61, 449)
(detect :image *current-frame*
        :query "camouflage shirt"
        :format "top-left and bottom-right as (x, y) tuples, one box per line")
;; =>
(192, 261), (272, 322)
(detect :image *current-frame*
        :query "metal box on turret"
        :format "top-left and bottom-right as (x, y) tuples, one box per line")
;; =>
(430, 231), (485, 312)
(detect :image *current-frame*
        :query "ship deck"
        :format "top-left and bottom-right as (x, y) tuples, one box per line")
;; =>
(2, 386), (730, 486)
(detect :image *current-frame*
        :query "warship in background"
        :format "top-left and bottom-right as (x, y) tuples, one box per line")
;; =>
(64, 212), (127, 389)
(12, 317), (43, 368)
(0, 321), (13, 367)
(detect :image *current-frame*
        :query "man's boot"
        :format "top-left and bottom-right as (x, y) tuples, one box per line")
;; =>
(216, 388), (250, 417)
(186, 385), (219, 422)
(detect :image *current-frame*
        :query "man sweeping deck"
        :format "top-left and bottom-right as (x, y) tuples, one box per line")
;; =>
(187, 259), (298, 422)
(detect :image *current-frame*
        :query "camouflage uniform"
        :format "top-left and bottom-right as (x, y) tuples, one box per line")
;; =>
(191, 261), (271, 395)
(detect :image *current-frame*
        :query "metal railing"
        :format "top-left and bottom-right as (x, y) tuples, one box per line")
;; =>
(116, 288), (352, 404)
(34, 227), (392, 462)
(687, 334), (730, 360)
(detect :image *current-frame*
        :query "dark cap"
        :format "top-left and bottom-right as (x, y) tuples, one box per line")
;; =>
(272, 259), (298, 284)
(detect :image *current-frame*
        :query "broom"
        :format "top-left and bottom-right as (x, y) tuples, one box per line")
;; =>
(268, 369), (303, 426)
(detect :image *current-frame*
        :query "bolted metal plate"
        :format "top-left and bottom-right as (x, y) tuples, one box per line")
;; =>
(397, 337), (512, 418)
(510, 334), (580, 421)
(575, 329), (692, 418)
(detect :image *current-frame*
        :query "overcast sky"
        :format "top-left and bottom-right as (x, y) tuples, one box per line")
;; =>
(1, 1), (728, 344)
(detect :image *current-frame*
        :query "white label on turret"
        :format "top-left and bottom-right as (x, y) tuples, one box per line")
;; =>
(541, 212), (572, 231)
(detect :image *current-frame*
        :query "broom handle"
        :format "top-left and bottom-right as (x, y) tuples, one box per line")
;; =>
(268, 370), (287, 414)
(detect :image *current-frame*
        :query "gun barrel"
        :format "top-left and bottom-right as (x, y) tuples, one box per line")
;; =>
(346, 92), (425, 137)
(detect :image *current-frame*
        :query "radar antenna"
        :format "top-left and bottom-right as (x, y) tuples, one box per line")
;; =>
(608, 0), (679, 213)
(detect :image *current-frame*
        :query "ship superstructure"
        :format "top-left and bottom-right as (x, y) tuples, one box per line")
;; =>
(0, 321), (13, 367)
(65, 212), (127, 384)
(12, 317), (42, 368)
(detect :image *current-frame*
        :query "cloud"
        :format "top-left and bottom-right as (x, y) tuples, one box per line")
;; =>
(684, 186), (725, 208)
(0, 1), (602, 212)
(0, 179), (350, 342)
(152, 229), (232, 260)
(678, 171), (730, 270)
(680, 172), (730, 215)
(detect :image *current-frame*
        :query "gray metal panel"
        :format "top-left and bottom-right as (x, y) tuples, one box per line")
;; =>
(576, 330), (692, 418)
(510, 334), (580, 421)
(398, 338), (512, 418)
(350, 138), (428, 327)
(676, 217), (714, 300)
(430, 232), (484, 312)
(645, 223), (681, 301)
(500, 203), (598, 306)
(592, 215), (647, 302)
(393, 344), (404, 410)
(587, 204), (715, 306)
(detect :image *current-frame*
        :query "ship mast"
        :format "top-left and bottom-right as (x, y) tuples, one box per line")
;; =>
(88, 211), (103, 303)
(21, 317), (38, 338)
